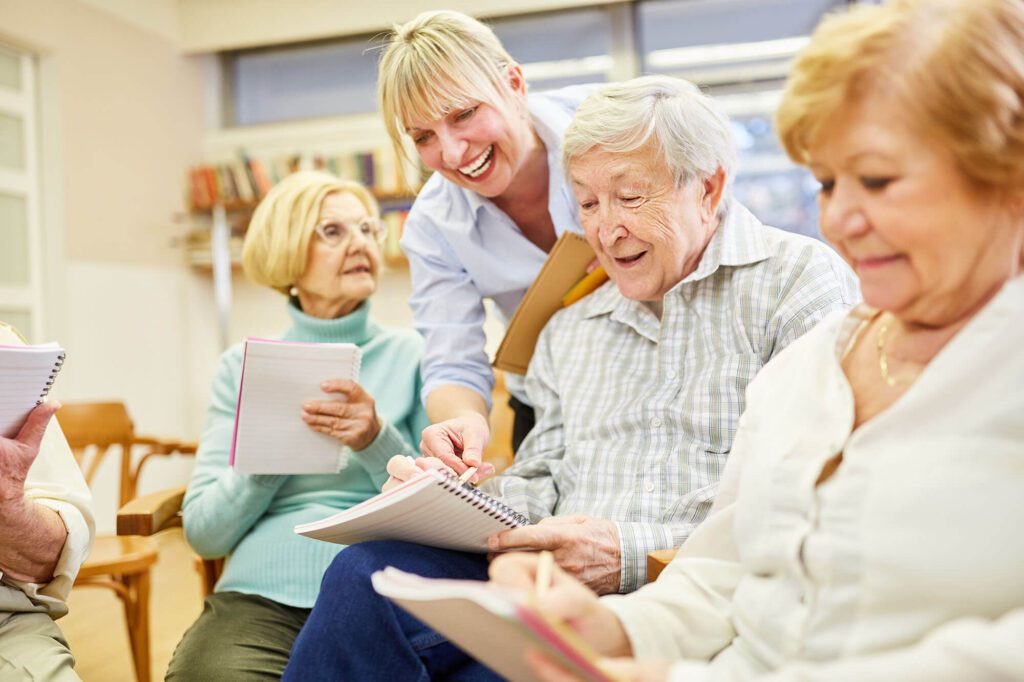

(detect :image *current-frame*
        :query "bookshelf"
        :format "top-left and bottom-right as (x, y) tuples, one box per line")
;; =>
(183, 148), (424, 270)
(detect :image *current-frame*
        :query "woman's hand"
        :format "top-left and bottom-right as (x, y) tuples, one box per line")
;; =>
(525, 649), (672, 682)
(488, 552), (632, 658)
(419, 413), (494, 483)
(302, 379), (381, 451)
(381, 455), (455, 492)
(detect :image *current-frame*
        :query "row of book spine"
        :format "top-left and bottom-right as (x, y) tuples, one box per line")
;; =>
(188, 149), (423, 211)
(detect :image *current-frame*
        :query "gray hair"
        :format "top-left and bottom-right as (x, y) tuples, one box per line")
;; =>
(563, 75), (737, 190)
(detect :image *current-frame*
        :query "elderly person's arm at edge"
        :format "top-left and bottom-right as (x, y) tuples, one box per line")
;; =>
(0, 404), (93, 622)
(0, 405), (68, 583)
(403, 212), (496, 471)
(0, 324), (94, 619)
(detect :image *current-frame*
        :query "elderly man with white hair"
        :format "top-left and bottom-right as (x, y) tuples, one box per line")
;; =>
(283, 75), (858, 681)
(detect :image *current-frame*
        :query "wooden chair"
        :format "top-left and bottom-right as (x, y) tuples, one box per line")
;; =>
(647, 548), (679, 582)
(483, 370), (516, 473)
(117, 487), (223, 597)
(58, 402), (197, 682)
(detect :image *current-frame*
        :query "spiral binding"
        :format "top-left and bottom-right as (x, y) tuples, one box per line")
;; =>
(35, 352), (65, 406)
(435, 470), (530, 528)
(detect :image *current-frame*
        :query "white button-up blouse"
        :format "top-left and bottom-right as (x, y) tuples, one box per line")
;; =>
(602, 276), (1024, 681)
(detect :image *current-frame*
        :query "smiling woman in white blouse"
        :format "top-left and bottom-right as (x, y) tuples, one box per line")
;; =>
(487, 0), (1024, 680)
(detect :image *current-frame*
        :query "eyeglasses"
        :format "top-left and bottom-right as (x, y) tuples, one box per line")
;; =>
(314, 217), (387, 247)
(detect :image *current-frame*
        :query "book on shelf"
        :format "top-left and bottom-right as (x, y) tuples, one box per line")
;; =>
(371, 567), (619, 682)
(0, 342), (66, 439)
(493, 233), (608, 375)
(294, 467), (530, 552)
(230, 338), (362, 474)
(187, 148), (425, 212)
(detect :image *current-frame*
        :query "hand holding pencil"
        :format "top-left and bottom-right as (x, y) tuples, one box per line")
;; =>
(488, 551), (630, 659)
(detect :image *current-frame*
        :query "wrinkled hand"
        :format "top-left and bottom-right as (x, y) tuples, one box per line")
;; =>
(419, 413), (494, 483)
(489, 552), (632, 661)
(381, 454), (454, 492)
(488, 515), (621, 595)
(525, 649), (672, 682)
(302, 379), (380, 451)
(0, 402), (59, 505)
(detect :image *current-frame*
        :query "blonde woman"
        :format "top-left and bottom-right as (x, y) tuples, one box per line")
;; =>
(484, 1), (1024, 680)
(380, 10), (597, 469)
(166, 171), (429, 680)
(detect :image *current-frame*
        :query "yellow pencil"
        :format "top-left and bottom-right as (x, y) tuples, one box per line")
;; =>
(561, 266), (609, 307)
(535, 550), (554, 601)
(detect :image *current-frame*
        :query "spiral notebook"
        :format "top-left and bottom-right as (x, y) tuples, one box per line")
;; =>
(294, 468), (530, 552)
(372, 568), (619, 682)
(230, 337), (361, 474)
(0, 343), (66, 439)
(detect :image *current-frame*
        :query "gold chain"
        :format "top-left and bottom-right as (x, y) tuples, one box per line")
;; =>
(876, 316), (902, 387)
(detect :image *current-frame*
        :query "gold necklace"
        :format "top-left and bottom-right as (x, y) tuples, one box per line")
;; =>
(876, 315), (903, 387)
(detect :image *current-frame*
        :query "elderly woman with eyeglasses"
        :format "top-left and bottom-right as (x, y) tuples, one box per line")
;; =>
(166, 171), (429, 680)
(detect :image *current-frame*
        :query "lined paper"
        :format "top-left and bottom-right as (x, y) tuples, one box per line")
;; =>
(0, 343), (65, 439)
(294, 468), (529, 552)
(231, 338), (361, 474)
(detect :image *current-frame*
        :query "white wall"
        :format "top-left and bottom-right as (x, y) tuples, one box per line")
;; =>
(1, 0), (207, 532)
(177, 0), (619, 53)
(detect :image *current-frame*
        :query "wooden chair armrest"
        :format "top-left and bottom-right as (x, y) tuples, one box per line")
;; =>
(117, 486), (186, 536)
(133, 436), (198, 455)
(647, 548), (679, 583)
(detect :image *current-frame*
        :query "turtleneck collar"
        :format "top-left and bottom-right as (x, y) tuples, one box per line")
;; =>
(281, 298), (380, 346)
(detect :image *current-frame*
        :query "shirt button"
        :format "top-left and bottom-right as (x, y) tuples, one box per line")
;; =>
(665, 369), (677, 380)
(645, 482), (655, 493)
(650, 417), (662, 428)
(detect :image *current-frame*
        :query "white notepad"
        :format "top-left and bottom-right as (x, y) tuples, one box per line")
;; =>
(294, 468), (531, 552)
(230, 337), (361, 474)
(0, 343), (66, 439)
(372, 568), (618, 682)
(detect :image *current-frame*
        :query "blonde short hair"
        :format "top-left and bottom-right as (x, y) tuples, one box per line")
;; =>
(777, 0), (1024, 193)
(563, 75), (736, 190)
(378, 11), (516, 171)
(241, 170), (379, 296)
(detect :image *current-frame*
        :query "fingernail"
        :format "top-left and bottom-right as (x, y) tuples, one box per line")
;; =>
(487, 537), (500, 551)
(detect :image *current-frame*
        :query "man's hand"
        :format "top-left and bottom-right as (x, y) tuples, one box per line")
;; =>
(0, 401), (67, 583)
(489, 552), (632, 659)
(0, 402), (59, 505)
(419, 413), (494, 483)
(302, 379), (381, 451)
(487, 515), (621, 595)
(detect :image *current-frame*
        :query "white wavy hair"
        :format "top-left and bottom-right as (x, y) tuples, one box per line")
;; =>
(563, 75), (737, 196)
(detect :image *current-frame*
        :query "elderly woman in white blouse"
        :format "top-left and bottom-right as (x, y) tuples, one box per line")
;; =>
(488, 1), (1024, 680)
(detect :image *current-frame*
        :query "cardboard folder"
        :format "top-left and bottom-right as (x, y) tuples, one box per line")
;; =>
(493, 233), (601, 375)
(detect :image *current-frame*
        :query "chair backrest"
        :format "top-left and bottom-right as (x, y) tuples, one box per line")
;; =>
(58, 401), (137, 507)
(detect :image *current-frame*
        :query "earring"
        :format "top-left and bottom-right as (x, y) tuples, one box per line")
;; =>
(289, 286), (299, 297)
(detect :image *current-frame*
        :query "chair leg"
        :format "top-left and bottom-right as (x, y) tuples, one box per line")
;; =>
(121, 572), (152, 682)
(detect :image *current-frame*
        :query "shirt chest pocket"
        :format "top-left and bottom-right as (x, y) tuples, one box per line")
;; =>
(676, 351), (763, 454)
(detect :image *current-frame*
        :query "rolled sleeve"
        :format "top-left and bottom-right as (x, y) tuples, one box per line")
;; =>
(14, 417), (96, 617)
(615, 522), (675, 593)
(402, 212), (494, 408)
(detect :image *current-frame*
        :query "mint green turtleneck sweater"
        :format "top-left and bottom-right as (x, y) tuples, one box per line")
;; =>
(182, 300), (429, 608)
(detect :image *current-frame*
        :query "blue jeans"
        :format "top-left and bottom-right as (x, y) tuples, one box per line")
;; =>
(283, 541), (502, 681)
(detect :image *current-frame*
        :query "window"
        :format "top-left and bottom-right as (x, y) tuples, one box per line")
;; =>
(0, 44), (41, 340)
(226, 7), (615, 126)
